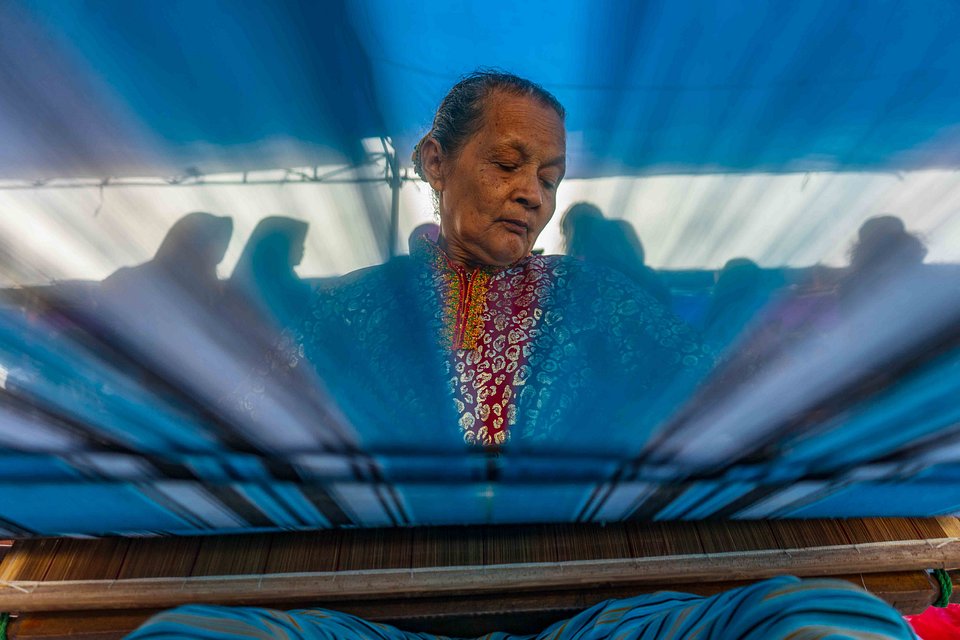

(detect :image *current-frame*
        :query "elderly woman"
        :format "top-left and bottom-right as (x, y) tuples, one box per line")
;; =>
(128, 72), (914, 639)
(296, 73), (711, 459)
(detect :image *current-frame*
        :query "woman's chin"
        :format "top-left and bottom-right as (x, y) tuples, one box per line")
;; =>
(486, 246), (527, 266)
(486, 235), (532, 264)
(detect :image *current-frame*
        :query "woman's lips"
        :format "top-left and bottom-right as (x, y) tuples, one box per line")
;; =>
(499, 219), (528, 234)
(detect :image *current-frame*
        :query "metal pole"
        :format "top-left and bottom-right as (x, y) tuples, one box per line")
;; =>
(387, 140), (401, 259)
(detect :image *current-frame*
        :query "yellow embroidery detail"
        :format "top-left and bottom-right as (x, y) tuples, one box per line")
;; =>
(423, 240), (496, 351)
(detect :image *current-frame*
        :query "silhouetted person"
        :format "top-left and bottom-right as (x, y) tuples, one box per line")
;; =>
(228, 216), (311, 329)
(90, 213), (236, 450)
(561, 203), (671, 306)
(560, 202), (603, 254)
(840, 216), (927, 299)
(703, 258), (774, 351)
(102, 211), (233, 309)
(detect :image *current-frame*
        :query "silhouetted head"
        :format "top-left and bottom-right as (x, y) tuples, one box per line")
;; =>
(154, 212), (233, 277)
(714, 258), (763, 299)
(232, 216), (309, 287)
(413, 70), (566, 267)
(560, 202), (604, 254)
(850, 215), (926, 273)
(704, 258), (769, 345)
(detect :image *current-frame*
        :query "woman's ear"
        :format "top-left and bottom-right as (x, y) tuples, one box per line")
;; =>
(419, 138), (445, 193)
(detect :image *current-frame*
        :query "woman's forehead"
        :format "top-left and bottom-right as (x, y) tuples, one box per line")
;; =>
(474, 93), (566, 151)
(481, 92), (564, 127)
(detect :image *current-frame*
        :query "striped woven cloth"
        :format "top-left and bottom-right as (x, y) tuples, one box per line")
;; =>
(126, 576), (916, 640)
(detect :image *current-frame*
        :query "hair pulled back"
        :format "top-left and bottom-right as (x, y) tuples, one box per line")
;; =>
(412, 70), (565, 181)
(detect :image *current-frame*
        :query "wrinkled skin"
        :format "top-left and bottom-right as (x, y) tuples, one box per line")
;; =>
(420, 92), (566, 267)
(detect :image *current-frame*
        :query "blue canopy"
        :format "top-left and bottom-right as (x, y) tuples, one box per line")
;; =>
(2, 0), (959, 179)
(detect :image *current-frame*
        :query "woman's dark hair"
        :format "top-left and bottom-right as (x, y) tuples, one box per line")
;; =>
(412, 70), (565, 180)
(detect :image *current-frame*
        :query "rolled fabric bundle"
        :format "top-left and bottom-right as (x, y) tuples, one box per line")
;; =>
(127, 576), (915, 640)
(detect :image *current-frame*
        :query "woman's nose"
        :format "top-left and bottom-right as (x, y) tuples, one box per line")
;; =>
(513, 171), (543, 209)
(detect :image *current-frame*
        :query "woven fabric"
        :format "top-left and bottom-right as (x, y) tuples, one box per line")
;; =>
(126, 576), (916, 640)
(0, 245), (958, 536)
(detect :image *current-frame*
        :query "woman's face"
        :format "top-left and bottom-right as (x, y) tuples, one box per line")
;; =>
(429, 92), (566, 267)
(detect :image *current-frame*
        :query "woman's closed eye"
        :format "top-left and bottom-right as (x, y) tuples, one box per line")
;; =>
(539, 175), (560, 190)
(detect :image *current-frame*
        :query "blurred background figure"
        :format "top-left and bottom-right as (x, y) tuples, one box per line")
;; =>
(561, 202), (671, 306)
(102, 212), (233, 311)
(702, 258), (776, 352)
(560, 202), (604, 251)
(228, 216), (312, 329)
(839, 215), (927, 299)
(95, 211), (235, 374)
(408, 222), (440, 254)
